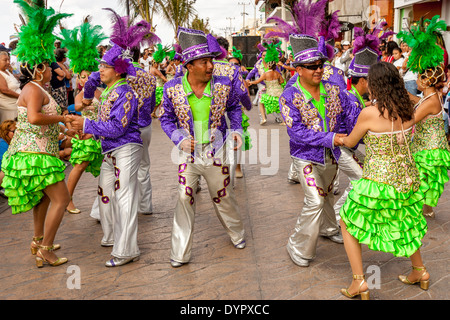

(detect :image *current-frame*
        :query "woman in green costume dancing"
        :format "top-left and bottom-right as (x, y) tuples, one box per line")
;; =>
(398, 15), (450, 218)
(1, 0), (72, 268)
(60, 21), (107, 214)
(247, 42), (285, 125)
(338, 62), (430, 300)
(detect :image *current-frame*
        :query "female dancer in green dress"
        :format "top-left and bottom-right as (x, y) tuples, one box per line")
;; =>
(398, 15), (450, 218)
(2, 0), (72, 267)
(247, 42), (285, 125)
(338, 62), (429, 300)
(59, 21), (107, 214)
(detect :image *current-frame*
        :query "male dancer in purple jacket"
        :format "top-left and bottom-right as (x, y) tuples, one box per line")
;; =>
(70, 44), (143, 267)
(160, 27), (246, 267)
(280, 34), (361, 267)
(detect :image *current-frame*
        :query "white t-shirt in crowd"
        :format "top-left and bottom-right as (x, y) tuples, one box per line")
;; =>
(139, 56), (151, 72)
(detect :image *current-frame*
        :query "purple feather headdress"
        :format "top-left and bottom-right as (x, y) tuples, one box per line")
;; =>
(265, 0), (328, 40)
(379, 30), (396, 41)
(318, 9), (341, 59)
(352, 28), (381, 55)
(104, 8), (160, 50)
(318, 10), (341, 41)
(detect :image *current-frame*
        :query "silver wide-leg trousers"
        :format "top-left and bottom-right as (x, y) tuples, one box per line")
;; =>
(97, 144), (143, 259)
(287, 151), (340, 261)
(171, 143), (245, 263)
(138, 124), (153, 213)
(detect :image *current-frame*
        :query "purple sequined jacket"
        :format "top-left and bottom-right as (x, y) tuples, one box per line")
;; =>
(279, 79), (361, 164)
(83, 65), (157, 128)
(159, 75), (243, 152)
(84, 83), (142, 153)
(213, 60), (252, 110)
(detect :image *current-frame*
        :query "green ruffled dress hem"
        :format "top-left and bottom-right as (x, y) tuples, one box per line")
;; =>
(260, 94), (280, 114)
(155, 86), (164, 106)
(241, 112), (252, 151)
(413, 148), (450, 207)
(340, 178), (428, 258)
(1, 152), (66, 214)
(69, 137), (104, 177)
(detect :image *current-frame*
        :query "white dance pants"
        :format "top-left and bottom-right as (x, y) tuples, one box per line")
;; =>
(171, 143), (245, 263)
(138, 124), (153, 213)
(97, 143), (143, 259)
(287, 150), (340, 261)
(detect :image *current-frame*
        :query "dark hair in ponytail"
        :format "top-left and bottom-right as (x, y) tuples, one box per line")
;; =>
(368, 62), (414, 122)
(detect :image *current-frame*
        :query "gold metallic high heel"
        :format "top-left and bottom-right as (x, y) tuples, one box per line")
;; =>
(423, 205), (435, 218)
(35, 245), (68, 268)
(399, 266), (430, 290)
(340, 275), (370, 300)
(30, 236), (60, 255)
(66, 208), (81, 214)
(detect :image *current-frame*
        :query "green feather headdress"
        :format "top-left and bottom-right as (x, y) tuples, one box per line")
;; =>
(13, 0), (72, 68)
(59, 21), (108, 74)
(397, 15), (447, 74)
(263, 42), (281, 64)
(231, 46), (243, 61)
(153, 43), (167, 64)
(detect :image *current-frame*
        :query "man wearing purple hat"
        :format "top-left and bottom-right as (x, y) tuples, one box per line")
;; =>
(280, 34), (361, 267)
(70, 43), (143, 267)
(82, 10), (160, 219)
(160, 27), (246, 268)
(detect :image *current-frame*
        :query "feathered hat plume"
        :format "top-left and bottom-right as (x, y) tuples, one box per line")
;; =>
(397, 15), (447, 73)
(318, 9), (341, 59)
(60, 20), (108, 74)
(104, 7), (160, 50)
(13, 0), (72, 68)
(153, 43), (168, 64)
(352, 27), (381, 56)
(265, 0), (328, 40)
(232, 46), (243, 61)
(263, 42), (281, 63)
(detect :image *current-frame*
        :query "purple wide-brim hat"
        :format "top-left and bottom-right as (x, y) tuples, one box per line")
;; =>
(98, 43), (136, 77)
(290, 34), (327, 67)
(177, 27), (222, 66)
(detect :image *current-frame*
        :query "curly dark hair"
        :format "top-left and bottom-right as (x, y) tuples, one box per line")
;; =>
(368, 62), (414, 122)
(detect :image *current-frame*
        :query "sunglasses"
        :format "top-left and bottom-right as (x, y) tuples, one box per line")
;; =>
(300, 62), (325, 71)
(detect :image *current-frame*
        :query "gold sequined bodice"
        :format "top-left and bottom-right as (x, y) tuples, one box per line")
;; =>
(7, 82), (61, 157)
(363, 127), (420, 193)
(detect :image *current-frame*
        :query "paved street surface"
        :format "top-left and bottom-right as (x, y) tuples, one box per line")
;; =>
(0, 102), (448, 301)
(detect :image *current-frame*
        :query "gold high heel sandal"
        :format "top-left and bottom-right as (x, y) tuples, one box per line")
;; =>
(35, 245), (68, 268)
(30, 236), (61, 255)
(398, 266), (430, 290)
(340, 275), (370, 300)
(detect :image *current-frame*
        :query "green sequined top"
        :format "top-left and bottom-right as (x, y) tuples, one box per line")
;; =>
(411, 111), (450, 154)
(6, 82), (61, 158)
(362, 127), (420, 193)
(81, 96), (100, 121)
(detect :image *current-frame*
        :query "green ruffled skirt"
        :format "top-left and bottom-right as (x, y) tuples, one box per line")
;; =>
(413, 148), (450, 207)
(241, 111), (252, 151)
(69, 137), (104, 177)
(260, 94), (281, 114)
(155, 86), (164, 106)
(340, 178), (428, 257)
(1, 152), (66, 214)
